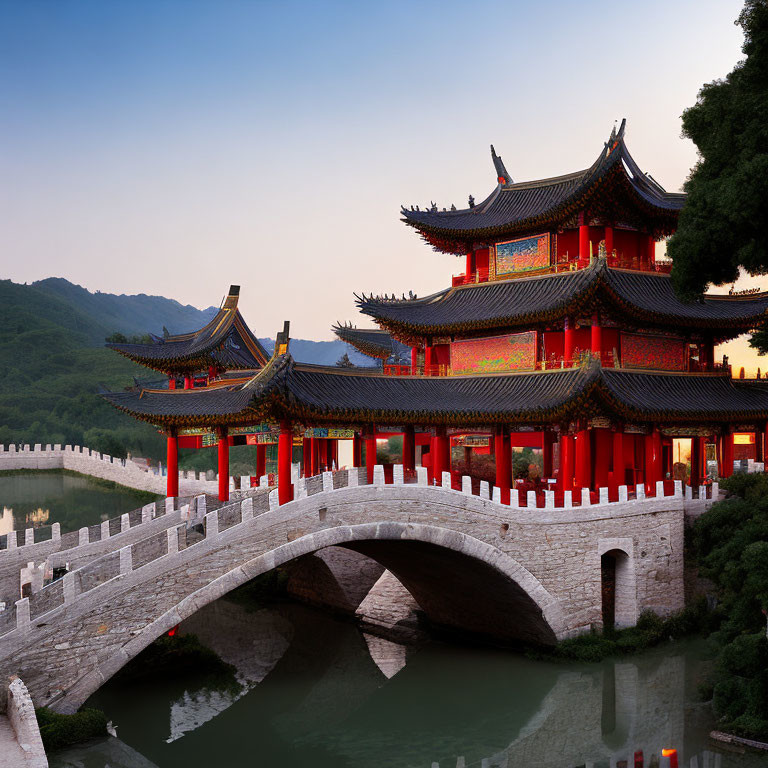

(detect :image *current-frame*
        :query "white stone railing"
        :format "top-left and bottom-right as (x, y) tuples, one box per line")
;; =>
(3, 677), (47, 764)
(0, 462), (719, 646)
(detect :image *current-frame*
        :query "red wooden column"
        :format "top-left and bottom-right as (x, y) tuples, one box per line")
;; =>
(578, 212), (590, 266)
(721, 428), (734, 478)
(594, 429), (611, 489)
(365, 428), (377, 484)
(402, 426), (415, 475)
(590, 311), (602, 360)
(495, 427), (511, 504)
(411, 346), (419, 374)
(310, 437), (319, 476)
(605, 224), (614, 256)
(611, 429), (624, 493)
(256, 443), (267, 481)
(168, 377), (177, 390)
(278, 420), (294, 504)
(184, 376), (193, 390)
(574, 426), (591, 492)
(755, 426), (764, 464)
(689, 436), (701, 487)
(217, 428), (229, 502)
(432, 427), (450, 485)
(302, 437), (311, 476)
(647, 234), (655, 268)
(424, 343), (434, 376)
(559, 431), (574, 491)
(465, 250), (475, 280)
(352, 433), (362, 467)
(644, 428), (661, 493)
(542, 430), (554, 478)
(564, 317), (575, 366)
(166, 430), (179, 497)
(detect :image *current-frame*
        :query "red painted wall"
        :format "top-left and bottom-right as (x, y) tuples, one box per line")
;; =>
(556, 230), (578, 262)
(433, 344), (451, 366)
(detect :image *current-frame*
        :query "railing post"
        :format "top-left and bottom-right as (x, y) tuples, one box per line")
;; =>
(119, 546), (132, 575)
(441, 471), (451, 489)
(373, 464), (385, 486)
(564, 490), (573, 508)
(7, 530), (17, 549)
(416, 467), (428, 486)
(618, 485), (628, 503)
(205, 511), (219, 538)
(120, 513), (130, 533)
(241, 497), (254, 522)
(479, 481), (489, 500)
(24, 528), (34, 547)
(15, 598), (30, 632)
(101, 521), (110, 540)
(492, 486), (501, 504)
(655, 480), (665, 498)
(63, 571), (76, 605)
(599, 487), (609, 505)
(510, 488), (520, 508)
(322, 471), (333, 493)
(78, 527), (88, 546)
(51, 522), (60, 542)
(581, 488), (591, 507)
(347, 467), (359, 487)
(166, 527), (179, 555)
(461, 475), (472, 494)
(635, 483), (646, 500)
(545, 490), (555, 508)
(526, 490), (537, 508)
(393, 464), (404, 485)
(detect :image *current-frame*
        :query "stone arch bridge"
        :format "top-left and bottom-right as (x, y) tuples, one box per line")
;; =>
(0, 467), (711, 714)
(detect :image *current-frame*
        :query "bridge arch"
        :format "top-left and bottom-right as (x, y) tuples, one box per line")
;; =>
(62, 521), (565, 712)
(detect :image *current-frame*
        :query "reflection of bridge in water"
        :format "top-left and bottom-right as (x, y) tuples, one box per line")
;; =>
(61, 597), (739, 768)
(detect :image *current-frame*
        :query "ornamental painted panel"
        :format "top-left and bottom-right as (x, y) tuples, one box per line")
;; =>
(622, 333), (686, 371)
(495, 233), (550, 277)
(451, 331), (537, 375)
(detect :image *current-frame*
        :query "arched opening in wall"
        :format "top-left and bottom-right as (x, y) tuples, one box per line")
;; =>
(601, 548), (634, 630)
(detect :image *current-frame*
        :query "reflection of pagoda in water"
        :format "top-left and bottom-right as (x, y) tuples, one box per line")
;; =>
(0, 506), (49, 536)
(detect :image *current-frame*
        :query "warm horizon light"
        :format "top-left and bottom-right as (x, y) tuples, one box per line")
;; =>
(2, 0), (763, 370)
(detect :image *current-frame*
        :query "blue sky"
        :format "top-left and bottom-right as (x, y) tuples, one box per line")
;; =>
(1, 0), (756, 362)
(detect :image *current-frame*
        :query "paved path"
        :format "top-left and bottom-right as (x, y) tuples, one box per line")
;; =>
(0, 714), (29, 768)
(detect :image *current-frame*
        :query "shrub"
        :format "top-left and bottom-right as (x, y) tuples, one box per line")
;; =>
(35, 707), (107, 751)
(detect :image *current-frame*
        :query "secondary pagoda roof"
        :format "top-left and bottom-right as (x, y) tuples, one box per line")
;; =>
(333, 324), (412, 362)
(102, 349), (768, 430)
(107, 285), (270, 375)
(356, 259), (768, 341)
(401, 120), (686, 253)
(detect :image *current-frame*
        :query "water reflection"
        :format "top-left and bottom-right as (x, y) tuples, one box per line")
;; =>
(0, 472), (159, 534)
(51, 597), (761, 768)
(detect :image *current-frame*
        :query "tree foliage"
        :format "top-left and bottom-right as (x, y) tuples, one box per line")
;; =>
(669, 1), (768, 303)
(694, 473), (768, 738)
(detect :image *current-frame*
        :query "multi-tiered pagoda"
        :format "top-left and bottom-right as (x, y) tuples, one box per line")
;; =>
(105, 121), (768, 506)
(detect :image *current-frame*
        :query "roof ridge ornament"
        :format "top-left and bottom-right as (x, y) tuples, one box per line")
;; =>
(490, 145), (512, 185)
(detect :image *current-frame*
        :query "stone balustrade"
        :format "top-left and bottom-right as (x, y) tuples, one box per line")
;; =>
(0, 464), (715, 646)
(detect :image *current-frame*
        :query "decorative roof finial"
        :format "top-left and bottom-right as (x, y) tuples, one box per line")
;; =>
(468, 194), (475, 208)
(490, 145), (512, 185)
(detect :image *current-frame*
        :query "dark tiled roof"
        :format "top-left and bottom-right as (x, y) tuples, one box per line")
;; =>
(333, 325), (412, 362)
(400, 121), (685, 251)
(107, 286), (269, 373)
(357, 260), (768, 337)
(103, 354), (768, 428)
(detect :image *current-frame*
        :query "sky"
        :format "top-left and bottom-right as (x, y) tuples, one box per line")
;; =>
(1, 0), (761, 367)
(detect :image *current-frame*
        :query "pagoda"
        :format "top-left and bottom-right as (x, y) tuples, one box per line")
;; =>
(104, 121), (768, 507)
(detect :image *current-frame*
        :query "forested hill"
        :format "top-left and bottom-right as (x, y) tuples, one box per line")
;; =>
(0, 278), (370, 460)
(28, 278), (219, 342)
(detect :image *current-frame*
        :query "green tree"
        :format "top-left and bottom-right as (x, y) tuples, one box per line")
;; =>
(668, 2), (768, 307)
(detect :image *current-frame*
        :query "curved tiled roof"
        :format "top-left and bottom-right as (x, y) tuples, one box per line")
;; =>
(401, 121), (685, 252)
(103, 353), (768, 429)
(357, 260), (768, 338)
(333, 325), (412, 362)
(107, 286), (270, 374)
